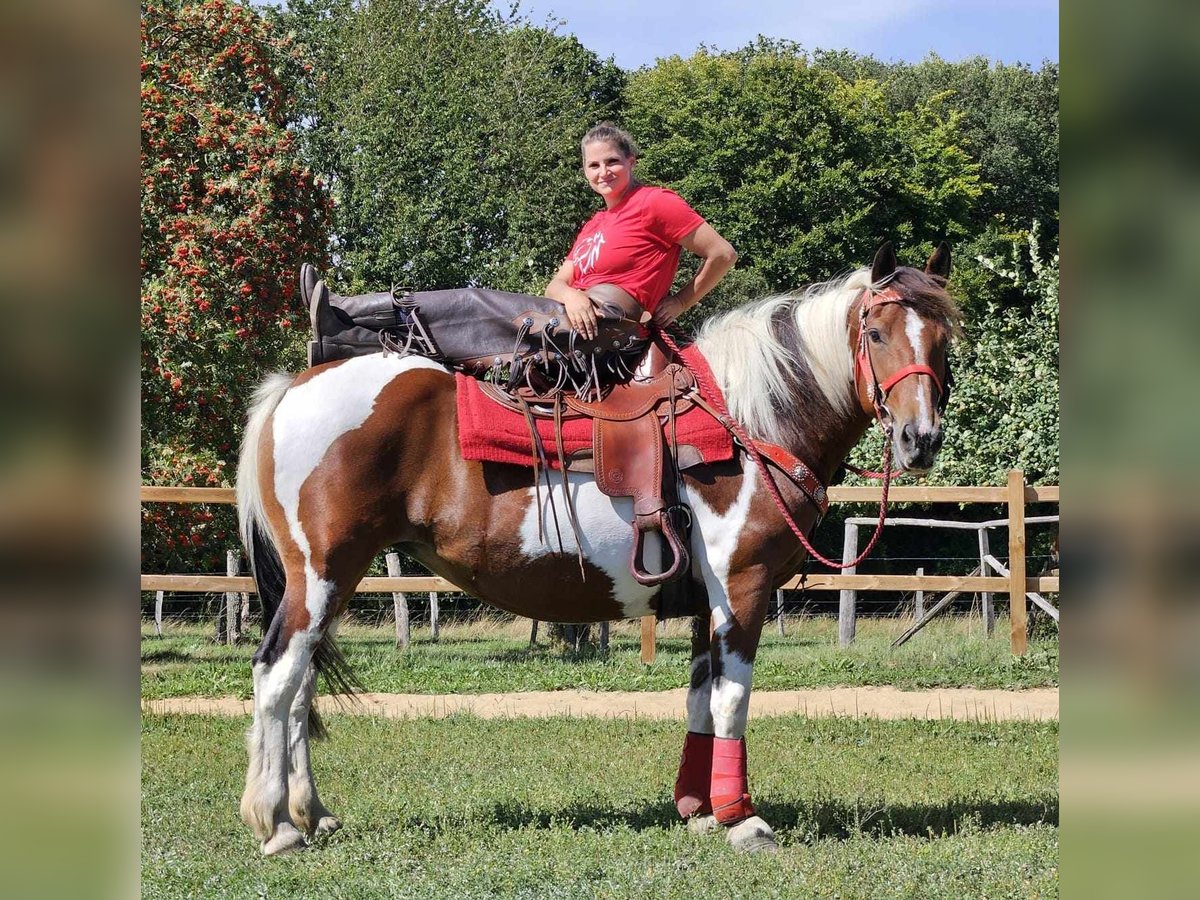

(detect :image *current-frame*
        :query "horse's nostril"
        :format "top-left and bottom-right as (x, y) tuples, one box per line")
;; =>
(931, 429), (945, 451)
(901, 424), (916, 446)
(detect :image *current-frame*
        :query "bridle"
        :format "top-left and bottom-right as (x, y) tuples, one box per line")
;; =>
(854, 283), (951, 430)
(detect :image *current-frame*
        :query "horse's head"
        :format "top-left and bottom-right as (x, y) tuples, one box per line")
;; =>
(853, 242), (961, 474)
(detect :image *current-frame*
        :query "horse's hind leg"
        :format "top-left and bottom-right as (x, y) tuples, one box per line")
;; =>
(240, 581), (335, 855)
(287, 656), (340, 837)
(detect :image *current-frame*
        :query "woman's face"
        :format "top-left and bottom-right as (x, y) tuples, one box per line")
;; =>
(582, 140), (636, 206)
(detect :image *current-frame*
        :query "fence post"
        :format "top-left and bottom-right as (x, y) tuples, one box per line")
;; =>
(429, 592), (440, 640)
(1007, 470), (1028, 655)
(386, 553), (410, 650)
(776, 589), (785, 635)
(225, 549), (240, 645)
(978, 528), (995, 637)
(838, 522), (859, 647)
(640, 615), (656, 664)
(914, 567), (925, 620)
(529, 620), (539, 646)
(154, 590), (164, 636)
(599, 621), (609, 651)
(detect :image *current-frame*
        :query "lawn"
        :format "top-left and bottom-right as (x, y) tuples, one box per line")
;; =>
(142, 713), (1058, 899)
(141, 614), (1059, 699)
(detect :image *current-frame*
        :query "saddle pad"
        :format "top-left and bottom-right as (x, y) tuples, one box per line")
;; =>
(456, 344), (734, 470)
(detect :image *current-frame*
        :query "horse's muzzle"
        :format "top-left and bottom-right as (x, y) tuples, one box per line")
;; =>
(895, 422), (944, 473)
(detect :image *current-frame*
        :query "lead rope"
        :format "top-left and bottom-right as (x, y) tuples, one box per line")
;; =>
(653, 326), (895, 570)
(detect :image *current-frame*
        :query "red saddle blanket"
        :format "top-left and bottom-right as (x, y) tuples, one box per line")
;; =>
(456, 344), (735, 469)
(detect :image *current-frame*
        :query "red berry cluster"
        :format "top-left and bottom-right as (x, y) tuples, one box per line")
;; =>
(141, 0), (331, 572)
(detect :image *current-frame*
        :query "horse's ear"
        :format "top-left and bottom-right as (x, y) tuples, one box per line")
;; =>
(871, 242), (897, 284)
(925, 241), (952, 280)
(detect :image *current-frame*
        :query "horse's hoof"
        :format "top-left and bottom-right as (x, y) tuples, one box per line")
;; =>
(687, 814), (720, 835)
(314, 815), (342, 837)
(727, 816), (779, 854)
(261, 822), (307, 856)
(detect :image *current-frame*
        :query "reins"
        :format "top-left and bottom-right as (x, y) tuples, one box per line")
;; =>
(656, 284), (945, 571)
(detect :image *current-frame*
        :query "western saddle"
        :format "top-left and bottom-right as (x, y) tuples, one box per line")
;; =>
(475, 285), (698, 589)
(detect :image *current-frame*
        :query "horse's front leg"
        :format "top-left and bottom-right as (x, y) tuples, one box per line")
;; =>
(675, 615), (716, 827)
(705, 572), (778, 853)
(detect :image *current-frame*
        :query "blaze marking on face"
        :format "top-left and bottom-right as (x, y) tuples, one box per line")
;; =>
(904, 308), (933, 428)
(272, 355), (448, 621)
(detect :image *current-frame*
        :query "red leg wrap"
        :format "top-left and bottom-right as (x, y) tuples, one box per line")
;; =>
(673, 731), (714, 817)
(710, 736), (755, 824)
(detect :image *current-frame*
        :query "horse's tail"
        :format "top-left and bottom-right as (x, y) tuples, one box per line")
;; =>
(237, 373), (294, 636)
(236, 373), (360, 740)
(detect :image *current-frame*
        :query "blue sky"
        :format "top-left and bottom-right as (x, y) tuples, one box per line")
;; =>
(495, 0), (1058, 69)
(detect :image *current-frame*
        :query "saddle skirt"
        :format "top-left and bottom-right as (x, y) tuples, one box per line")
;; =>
(455, 342), (734, 472)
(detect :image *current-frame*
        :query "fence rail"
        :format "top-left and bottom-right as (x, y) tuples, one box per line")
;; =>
(141, 469), (1058, 656)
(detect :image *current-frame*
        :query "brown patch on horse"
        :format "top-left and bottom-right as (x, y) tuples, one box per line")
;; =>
(292, 367), (629, 624)
(253, 411), (312, 663)
(887, 268), (964, 337)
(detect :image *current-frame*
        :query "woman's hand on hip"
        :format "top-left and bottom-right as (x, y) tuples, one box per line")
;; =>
(652, 296), (686, 328)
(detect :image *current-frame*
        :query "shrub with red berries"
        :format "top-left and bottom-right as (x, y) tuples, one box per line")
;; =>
(141, 0), (331, 572)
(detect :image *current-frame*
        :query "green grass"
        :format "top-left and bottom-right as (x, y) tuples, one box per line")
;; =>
(142, 713), (1057, 898)
(141, 615), (1058, 700)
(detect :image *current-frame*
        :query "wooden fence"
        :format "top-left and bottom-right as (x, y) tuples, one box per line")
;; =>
(141, 469), (1058, 656)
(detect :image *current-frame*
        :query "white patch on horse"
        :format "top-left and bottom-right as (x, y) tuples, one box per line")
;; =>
(904, 307), (932, 428)
(711, 649), (753, 738)
(518, 474), (659, 617)
(686, 464), (758, 636)
(272, 355), (447, 615)
(684, 465), (759, 738)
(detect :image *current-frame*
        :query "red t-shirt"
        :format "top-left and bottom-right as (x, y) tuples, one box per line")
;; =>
(566, 185), (705, 313)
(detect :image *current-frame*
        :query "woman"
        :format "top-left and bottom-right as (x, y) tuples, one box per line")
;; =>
(306, 123), (736, 370)
(545, 123), (736, 339)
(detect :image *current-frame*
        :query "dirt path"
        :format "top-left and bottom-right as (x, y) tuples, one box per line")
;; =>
(144, 686), (1057, 721)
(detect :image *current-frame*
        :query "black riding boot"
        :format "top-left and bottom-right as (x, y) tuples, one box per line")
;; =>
(303, 263), (405, 367)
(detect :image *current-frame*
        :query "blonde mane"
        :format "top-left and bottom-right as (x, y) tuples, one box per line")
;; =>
(695, 270), (872, 442)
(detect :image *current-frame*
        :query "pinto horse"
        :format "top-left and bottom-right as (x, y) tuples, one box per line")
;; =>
(236, 242), (960, 855)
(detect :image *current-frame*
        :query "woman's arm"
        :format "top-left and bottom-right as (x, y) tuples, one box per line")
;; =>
(545, 258), (600, 340)
(653, 223), (738, 326)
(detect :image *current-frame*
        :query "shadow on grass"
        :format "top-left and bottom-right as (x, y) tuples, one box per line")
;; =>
(453, 795), (1058, 840)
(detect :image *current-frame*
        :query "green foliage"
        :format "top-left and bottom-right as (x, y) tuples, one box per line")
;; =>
(815, 52), (1059, 236)
(141, 0), (331, 569)
(624, 42), (981, 293)
(282, 0), (624, 294)
(936, 224), (1060, 485)
(143, 713), (1058, 897)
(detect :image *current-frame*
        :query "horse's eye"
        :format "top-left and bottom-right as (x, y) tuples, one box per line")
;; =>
(868, 329), (882, 343)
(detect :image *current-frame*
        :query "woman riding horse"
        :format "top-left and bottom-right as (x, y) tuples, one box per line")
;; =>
(236, 231), (959, 855)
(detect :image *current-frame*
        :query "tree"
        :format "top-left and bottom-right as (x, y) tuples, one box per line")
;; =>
(623, 42), (981, 313)
(282, 0), (625, 295)
(141, 0), (331, 570)
(939, 223), (1059, 485)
